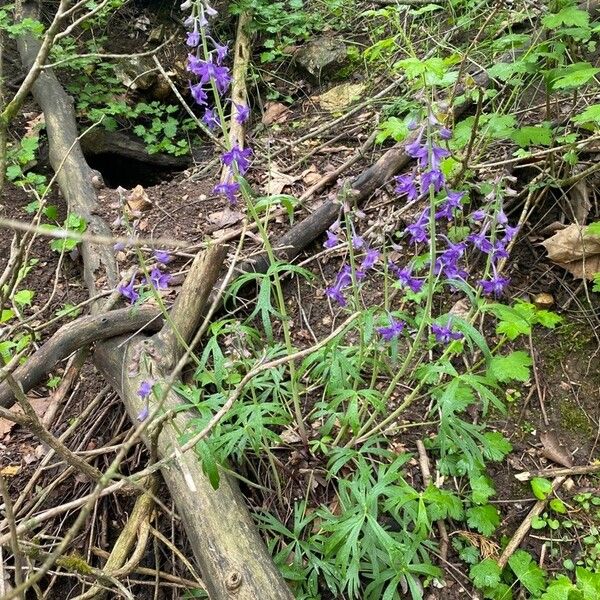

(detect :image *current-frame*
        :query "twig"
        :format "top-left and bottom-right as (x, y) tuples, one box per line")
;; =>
(497, 476), (567, 569)
(416, 440), (449, 562)
(515, 464), (600, 482)
(0, 474), (24, 596)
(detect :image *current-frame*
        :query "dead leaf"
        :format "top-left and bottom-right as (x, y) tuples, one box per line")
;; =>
(540, 223), (600, 280)
(207, 208), (243, 229)
(301, 165), (321, 186)
(313, 83), (366, 112)
(540, 430), (573, 468)
(567, 176), (591, 225)
(449, 298), (471, 319)
(280, 428), (302, 444)
(262, 102), (291, 125)
(264, 169), (299, 195)
(126, 185), (153, 213)
(0, 465), (20, 477)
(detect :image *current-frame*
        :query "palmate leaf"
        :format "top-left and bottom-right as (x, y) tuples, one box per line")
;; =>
(482, 431), (513, 461)
(470, 558), (502, 589)
(488, 351), (532, 383)
(508, 550), (547, 596)
(466, 504), (500, 536)
(542, 6), (590, 29)
(540, 575), (576, 600)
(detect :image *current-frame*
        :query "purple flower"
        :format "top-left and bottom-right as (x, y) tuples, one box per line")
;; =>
(187, 56), (231, 94)
(377, 317), (405, 341)
(479, 271), (510, 297)
(202, 107), (221, 129)
(490, 241), (509, 263)
(234, 102), (250, 124)
(326, 265), (352, 306)
(395, 173), (418, 202)
(392, 265), (424, 293)
(324, 229), (338, 249)
(503, 224), (519, 243)
(148, 267), (171, 290)
(439, 127), (452, 140)
(114, 241), (126, 251)
(352, 234), (365, 250)
(497, 209), (508, 225)
(137, 405), (149, 422)
(190, 82), (208, 106)
(221, 144), (253, 175)
(431, 323), (463, 344)
(421, 168), (445, 193)
(405, 210), (429, 244)
(406, 139), (429, 167)
(436, 190), (465, 221)
(213, 41), (229, 65)
(214, 181), (241, 204)
(470, 209), (486, 222)
(430, 145), (450, 169)
(118, 272), (139, 304)
(154, 250), (171, 264)
(138, 380), (153, 399)
(360, 248), (380, 271)
(186, 29), (200, 47)
(468, 229), (493, 254)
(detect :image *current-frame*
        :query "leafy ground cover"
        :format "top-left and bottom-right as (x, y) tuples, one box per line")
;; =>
(1, 0), (600, 598)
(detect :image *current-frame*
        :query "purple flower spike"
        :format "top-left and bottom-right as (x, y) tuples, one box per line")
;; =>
(154, 250), (171, 264)
(138, 380), (153, 400)
(395, 173), (418, 202)
(326, 265), (352, 306)
(221, 144), (253, 175)
(323, 229), (338, 249)
(405, 210), (430, 244)
(187, 56), (231, 94)
(431, 323), (463, 344)
(234, 102), (250, 124)
(148, 267), (171, 290)
(118, 272), (139, 304)
(377, 317), (405, 341)
(326, 286), (347, 306)
(214, 181), (241, 205)
(421, 168), (445, 193)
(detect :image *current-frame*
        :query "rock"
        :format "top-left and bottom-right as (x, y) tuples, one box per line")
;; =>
(114, 56), (157, 91)
(294, 37), (348, 81)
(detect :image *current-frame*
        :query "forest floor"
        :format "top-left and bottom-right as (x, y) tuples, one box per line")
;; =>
(1, 1), (600, 599)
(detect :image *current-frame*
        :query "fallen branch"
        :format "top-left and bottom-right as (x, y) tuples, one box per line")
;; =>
(515, 464), (600, 482)
(497, 476), (567, 569)
(0, 306), (162, 409)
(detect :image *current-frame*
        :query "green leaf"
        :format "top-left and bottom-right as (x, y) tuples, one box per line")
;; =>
(466, 504), (501, 536)
(543, 6), (589, 29)
(508, 549), (546, 596)
(0, 309), (15, 323)
(488, 351), (532, 383)
(482, 431), (513, 461)
(549, 63), (600, 91)
(55, 303), (82, 319)
(470, 474), (496, 504)
(572, 104), (600, 127)
(531, 477), (553, 500)
(376, 117), (409, 143)
(541, 575), (576, 600)
(576, 566), (600, 597)
(470, 558), (501, 589)
(511, 125), (553, 148)
(586, 221), (600, 236)
(535, 310), (562, 328)
(549, 498), (567, 514)
(14, 289), (34, 306)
